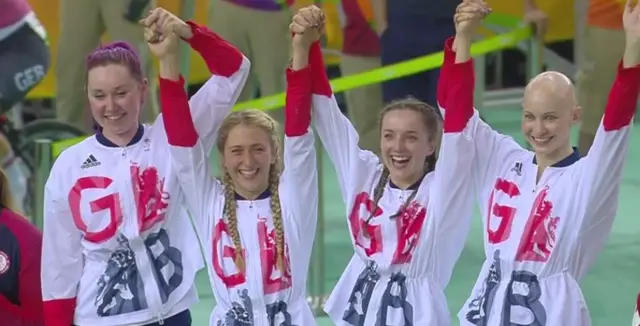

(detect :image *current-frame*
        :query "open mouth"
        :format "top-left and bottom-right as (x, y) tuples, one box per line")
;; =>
(238, 168), (259, 179)
(530, 136), (553, 146)
(105, 113), (126, 121)
(390, 155), (411, 169)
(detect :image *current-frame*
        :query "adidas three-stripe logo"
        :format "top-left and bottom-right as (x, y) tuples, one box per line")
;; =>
(81, 155), (101, 169)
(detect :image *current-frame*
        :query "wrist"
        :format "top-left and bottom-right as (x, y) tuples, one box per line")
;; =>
(159, 55), (181, 80)
(292, 46), (310, 57)
(454, 34), (472, 48)
(180, 23), (194, 40)
(291, 46), (310, 71)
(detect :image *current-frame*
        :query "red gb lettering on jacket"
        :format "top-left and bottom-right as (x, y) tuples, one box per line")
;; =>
(68, 166), (170, 244)
(212, 219), (246, 288)
(516, 187), (559, 263)
(257, 217), (292, 294)
(348, 192), (384, 256)
(211, 218), (292, 294)
(391, 202), (427, 265)
(486, 178), (521, 244)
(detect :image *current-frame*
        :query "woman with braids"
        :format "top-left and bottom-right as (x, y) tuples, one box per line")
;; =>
(40, 7), (250, 326)
(291, 5), (478, 326)
(159, 6), (319, 326)
(0, 168), (43, 326)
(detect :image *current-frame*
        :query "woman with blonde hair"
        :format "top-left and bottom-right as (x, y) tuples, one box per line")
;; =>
(0, 168), (44, 325)
(158, 8), (319, 326)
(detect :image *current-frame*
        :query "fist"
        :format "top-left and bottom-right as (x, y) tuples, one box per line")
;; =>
(454, 0), (491, 38)
(290, 6), (325, 49)
(140, 7), (192, 40)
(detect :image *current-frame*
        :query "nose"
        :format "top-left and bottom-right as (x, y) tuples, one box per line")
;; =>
(393, 137), (407, 151)
(104, 95), (118, 113)
(241, 151), (255, 166)
(531, 120), (546, 136)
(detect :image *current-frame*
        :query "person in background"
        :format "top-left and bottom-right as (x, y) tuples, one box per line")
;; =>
(0, 0), (50, 213)
(338, 0), (383, 154)
(209, 0), (292, 122)
(55, 0), (156, 133)
(372, 0), (456, 107)
(576, 0), (626, 155)
(0, 168), (44, 326)
(523, 0), (549, 40)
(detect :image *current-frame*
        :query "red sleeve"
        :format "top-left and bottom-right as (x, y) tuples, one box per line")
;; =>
(437, 37), (456, 108)
(160, 76), (198, 147)
(17, 226), (44, 323)
(602, 61), (640, 131)
(185, 21), (243, 77)
(285, 66), (313, 136)
(443, 38), (475, 133)
(308, 41), (333, 97)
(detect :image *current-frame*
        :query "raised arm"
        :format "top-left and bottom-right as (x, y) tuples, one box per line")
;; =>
(281, 25), (319, 245)
(428, 8), (480, 277)
(575, 24), (640, 234)
(41, 166), (82, 326)
(307, 40), (379, 199)
(141, 8), (250, 152)
(441, 7), (523, 195)
(184, 21), (250, 151)
(156, 33), (218, 236)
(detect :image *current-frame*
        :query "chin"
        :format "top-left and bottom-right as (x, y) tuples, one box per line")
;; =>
(106, 120), (137, 135)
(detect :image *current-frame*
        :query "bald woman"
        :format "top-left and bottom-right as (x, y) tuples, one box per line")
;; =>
(438, 0), (640, 325)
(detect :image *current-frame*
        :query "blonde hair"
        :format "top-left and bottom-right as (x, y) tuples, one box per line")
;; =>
(364, 97), (442, 233)
(216, 109), (285, 273)
(0, 168), (17, 212)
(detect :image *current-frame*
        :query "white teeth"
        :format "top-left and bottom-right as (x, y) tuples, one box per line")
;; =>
(391, 156), (410, 163)
(238, 169), (258, 177)
(532, 137), (551, 143)
(105, 114), (124, 120)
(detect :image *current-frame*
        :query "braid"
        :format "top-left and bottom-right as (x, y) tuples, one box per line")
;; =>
(390, 188), (419, 219)
(223, 173), (245, 273)
(363, 167), (389, 237)
(269, 166), (286, 271)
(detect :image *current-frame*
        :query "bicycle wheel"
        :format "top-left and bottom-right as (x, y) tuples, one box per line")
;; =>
(16, 119), (85, 219)
(18, 119), (86, 170)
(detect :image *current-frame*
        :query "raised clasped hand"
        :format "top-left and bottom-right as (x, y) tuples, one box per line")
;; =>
(290, 6), (326, 50)
(454, 0), (491, 39)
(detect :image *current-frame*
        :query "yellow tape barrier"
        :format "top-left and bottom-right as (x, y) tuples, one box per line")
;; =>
(50, 23), (532, 158)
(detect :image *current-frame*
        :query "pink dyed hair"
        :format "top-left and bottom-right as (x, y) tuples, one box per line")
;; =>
(85, 41), (143, 81)
(86, 41), (144, 133)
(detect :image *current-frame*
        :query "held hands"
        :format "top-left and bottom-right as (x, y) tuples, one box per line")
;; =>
(624, 0), (640, 45)
(523, 5), (548, 39)
(454, 0), (491, 41)
(290, 6), (326, 50)
(140, 7), (192, 58)
(622, 0), (640, 66)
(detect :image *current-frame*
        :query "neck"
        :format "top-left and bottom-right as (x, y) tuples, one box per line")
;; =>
(389, 173), (423, 190)
(235, 185), (269, 200)
(101, 126), (139, 147)
(535, 145), (574, 171)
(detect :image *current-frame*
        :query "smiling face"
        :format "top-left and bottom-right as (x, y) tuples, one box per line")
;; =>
(379, 100), (440, 189)
(217, 110), (280, 199)
(87, 63), (146, 139)
(522, 71), (580, 163)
